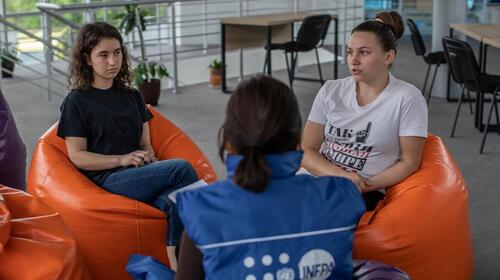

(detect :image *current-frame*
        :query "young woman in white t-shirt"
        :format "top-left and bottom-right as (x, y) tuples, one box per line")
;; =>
(301, 11), (428, 210)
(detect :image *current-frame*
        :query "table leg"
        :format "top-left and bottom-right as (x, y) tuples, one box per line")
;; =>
(477, 44), (499, 132)
(482, 44), (488, 73)
(290, 23), (295, 81)
(479, 44), (500, 132)
(479, 44), (483, 71)
(476, 42), (485, 129)
(334, 17), (338, 79)
(477, 93), (482, 130)
(267, 26), (272, 76)
(221, 23), (231, 93)
(447, 28), (453, 101)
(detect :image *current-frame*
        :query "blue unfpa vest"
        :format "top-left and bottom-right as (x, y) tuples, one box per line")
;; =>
(177, 151), (365, 280)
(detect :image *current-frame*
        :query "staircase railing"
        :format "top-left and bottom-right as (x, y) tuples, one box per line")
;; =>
(0, 0), (364, 100)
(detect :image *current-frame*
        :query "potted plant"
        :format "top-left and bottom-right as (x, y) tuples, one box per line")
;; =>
(208, 59), (222, 89)
(0, 43), (21, 78)
(115, 4), (168, 105)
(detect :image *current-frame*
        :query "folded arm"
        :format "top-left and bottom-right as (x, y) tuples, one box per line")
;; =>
(65, 122), (156, 171)
(364, 136), (425, 191)
(301, 121), (367, 192)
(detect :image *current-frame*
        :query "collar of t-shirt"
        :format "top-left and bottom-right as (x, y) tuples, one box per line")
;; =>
(350, 72), (396, 109)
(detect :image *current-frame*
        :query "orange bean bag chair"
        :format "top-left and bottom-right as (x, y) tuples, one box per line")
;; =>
(27, 106), (217, 280)
(353, 135), (473, 280)
(0, 185), (90, 279)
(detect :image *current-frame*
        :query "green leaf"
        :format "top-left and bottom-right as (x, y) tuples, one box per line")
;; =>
(159, 64), (168, 77)
(117, 4), (170, 83)
(133, 62), (148, 85)
(149, 62), (156, 78)
(139, 20), (146, 32)
(139, 9), (149, 17)
(113, 14), (125, 20)
(118, 16), (127, 30)
(139, 15), (146, 31)
(124, 16), (135, 35)
(209, 59), (222, 69)
(134, 71), (143, 86)
(125, 4), (136, 13)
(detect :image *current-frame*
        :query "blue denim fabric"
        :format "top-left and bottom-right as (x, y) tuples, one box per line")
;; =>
(102, 159), (198, 246)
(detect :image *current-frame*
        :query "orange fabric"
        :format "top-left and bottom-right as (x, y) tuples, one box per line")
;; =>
(353, 135), (473, 280)
(0, 186), (90, 280)
(27, 107), (217, 280)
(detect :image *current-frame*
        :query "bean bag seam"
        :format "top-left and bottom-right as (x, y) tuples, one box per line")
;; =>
(135, 200), (142, 254)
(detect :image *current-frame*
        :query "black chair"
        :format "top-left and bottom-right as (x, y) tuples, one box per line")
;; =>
(442, 36), (500, 154)
(406, 19), (447, 104)
(263, 14), (331, 88)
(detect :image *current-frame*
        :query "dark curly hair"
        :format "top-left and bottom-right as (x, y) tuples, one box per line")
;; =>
(68, 22), (132, 90)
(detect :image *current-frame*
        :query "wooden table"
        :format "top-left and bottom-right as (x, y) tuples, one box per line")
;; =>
(449, 23), (500, 41)
(450, 23), (500, 72)
(220, 12), (338, 93)
(449, 23), (500, 131)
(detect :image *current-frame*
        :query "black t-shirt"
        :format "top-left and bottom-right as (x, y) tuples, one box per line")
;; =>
(57, 86), (153, 185)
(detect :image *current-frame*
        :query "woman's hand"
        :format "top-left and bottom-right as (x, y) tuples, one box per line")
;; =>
(344, 172), (368, 193)
(119, 150), (156, 167)
(65, 137), (158, 171)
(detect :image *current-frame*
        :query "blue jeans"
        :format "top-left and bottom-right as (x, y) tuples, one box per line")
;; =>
(102, 159), (198, 246)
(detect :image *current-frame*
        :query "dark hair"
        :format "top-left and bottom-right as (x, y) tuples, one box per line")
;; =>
(68, 22), (132, 90)
(351, 11), (404, 53)
(219, 75), (302, 193)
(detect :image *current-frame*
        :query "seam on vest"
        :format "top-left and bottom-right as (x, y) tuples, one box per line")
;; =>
(198, 224), (357, 250)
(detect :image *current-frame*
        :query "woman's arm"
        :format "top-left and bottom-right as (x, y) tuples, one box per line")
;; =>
(301, 121), (367, 192)
(65, 136), (152, 171)
(364, 136), (425, 191)
(139, 122), (156, 157)
(176, 232), (204, 280)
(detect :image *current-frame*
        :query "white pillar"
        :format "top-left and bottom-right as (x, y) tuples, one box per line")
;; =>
(431, 0), (467, 99)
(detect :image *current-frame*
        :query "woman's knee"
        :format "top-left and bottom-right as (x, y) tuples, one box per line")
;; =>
(168, 159), (198, 182)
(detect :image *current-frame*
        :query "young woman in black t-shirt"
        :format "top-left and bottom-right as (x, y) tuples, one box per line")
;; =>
(57, 22), (197, 269)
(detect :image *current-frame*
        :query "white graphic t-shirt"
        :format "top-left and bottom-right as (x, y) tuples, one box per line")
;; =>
(308, 73), (428, 178)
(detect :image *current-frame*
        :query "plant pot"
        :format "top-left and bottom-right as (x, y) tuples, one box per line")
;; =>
(1, 60), (15, 78)
(138, 79), (161, 106)
(209, 67), (222, 89)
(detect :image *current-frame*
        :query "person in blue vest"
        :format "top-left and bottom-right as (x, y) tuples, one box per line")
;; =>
(175, 75), (366, 279)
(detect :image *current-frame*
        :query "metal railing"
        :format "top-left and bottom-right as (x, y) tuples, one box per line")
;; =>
(0, 0), (364, 100)
(36, 0), (185, 98)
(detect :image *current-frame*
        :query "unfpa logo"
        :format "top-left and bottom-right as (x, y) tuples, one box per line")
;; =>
(298, 249), (335, 280)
